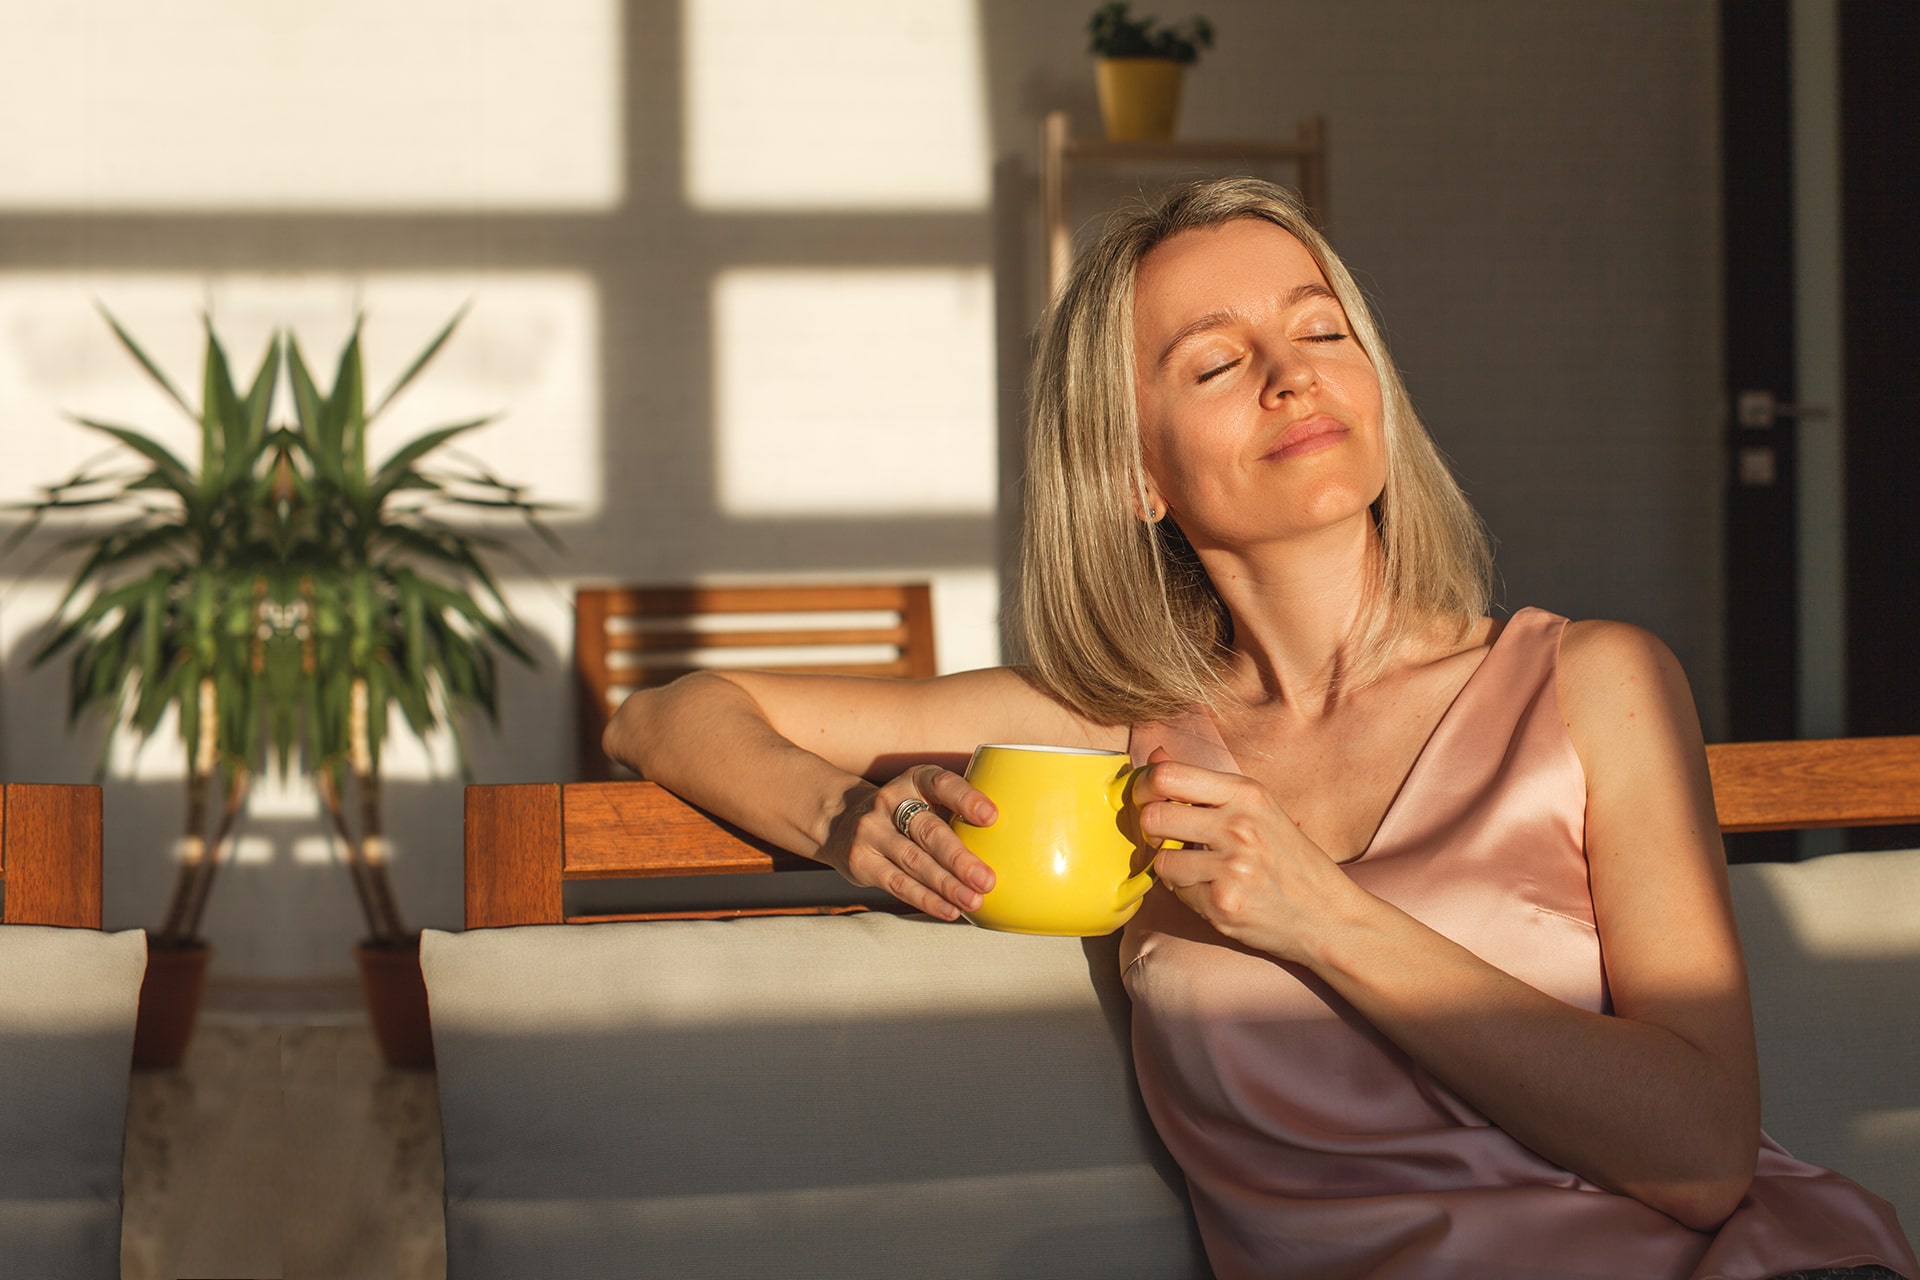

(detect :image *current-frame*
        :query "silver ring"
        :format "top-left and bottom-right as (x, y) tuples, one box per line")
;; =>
(891, 797), (932, 839)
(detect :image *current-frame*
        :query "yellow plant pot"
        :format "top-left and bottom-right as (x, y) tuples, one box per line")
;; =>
(1095, 57), (1187, 141)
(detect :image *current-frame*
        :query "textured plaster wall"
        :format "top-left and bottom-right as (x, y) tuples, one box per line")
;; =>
(0, 0), (1721, 977)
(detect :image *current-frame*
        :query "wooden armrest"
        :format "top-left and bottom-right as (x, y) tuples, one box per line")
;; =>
(465, 737), (1920, 929)
(466, 781), (814, 928)
(0, 783), (104, 928)
(1706, 736), (1920, 832)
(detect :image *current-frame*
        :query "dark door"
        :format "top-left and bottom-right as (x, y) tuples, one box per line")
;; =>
(1720, 0), (1799, 861)
(1721, 3), (1920, 859)
(1840, 5), (1920, 851)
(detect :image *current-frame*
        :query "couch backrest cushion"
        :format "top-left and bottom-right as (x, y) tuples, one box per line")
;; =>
(423, 912), (1209, 1280)
(1729, 847), (1920, 1236)
(0, 925), (146, 1279)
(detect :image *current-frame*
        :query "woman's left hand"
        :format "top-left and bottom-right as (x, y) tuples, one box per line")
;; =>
(1130, 746), (1359, 962)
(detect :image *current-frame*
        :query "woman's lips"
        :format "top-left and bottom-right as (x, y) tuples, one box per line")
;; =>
(1263, 416), (1348, 461)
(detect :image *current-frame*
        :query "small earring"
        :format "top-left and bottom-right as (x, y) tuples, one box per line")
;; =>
(1146, 504), (1165, 524)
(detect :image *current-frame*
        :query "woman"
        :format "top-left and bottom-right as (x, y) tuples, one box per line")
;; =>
(605, 177), (1915, 1280)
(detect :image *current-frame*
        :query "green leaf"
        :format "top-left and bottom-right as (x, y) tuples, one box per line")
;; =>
(41, 524), (188, 623)
(200, 321), (240, 496)
(172, 663), (201, 756)
(369, 303), (468, 422)
(97, 304), (195, 419)
(366, 662), (387, 772)
(34, 576), (156, 669)
(243, 337), (283, 446)
(138, 569), (168, 693)
(327, 321), (368, 488)
(70, 418), (195, 497)
(369, 419), (492, 503)
(400, 573), (427, 699)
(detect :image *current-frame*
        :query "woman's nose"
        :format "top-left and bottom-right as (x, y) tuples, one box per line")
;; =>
(1259, 348), (1317, 406)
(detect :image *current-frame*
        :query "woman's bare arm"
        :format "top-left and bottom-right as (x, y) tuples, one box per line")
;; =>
(1137, 622), (1759, 1228)
(603, 666), (1119, 917)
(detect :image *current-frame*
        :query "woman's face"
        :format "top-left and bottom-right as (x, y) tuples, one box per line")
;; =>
(1130, 219), (1386, 552)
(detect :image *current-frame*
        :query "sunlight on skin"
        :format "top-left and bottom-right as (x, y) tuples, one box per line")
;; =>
(683, 0), (988, 210)
(712, 267), (996, 516)
(0, 0), (620, 210)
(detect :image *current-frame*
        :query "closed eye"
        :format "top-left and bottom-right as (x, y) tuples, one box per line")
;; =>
(1301, 331), (1349, 344)
(1196, 357), (1243, 383)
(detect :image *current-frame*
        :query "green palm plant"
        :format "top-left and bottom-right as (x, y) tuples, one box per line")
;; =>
(280, 311), (552, 947)
(4, 311), (284, 948)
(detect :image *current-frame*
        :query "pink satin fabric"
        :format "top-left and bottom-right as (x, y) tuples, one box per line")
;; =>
(1121, 607), (1917, 1279)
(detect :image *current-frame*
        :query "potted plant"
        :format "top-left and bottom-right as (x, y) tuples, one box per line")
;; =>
(279, 312), (552, 1069)
(4, 312), (284, 1068)
(8, 306), (552, 1071)
(1086, 2), (1214, 141)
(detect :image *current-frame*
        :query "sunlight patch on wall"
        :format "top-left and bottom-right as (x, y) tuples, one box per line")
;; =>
(0, 272), (603, 519)
(713, 268), (995, 516)
(684, 0), (988, 210)
(929, 568), (1002, 673)
(293, 836), (341, 868)
(0, 0), (620, 210)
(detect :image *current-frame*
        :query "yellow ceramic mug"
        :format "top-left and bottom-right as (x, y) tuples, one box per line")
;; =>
(949, 743), (1159, 937)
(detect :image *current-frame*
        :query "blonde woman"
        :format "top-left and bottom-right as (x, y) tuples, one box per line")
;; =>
(604, 178), (1915, 1279)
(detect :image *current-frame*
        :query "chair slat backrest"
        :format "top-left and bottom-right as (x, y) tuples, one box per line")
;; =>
(574, 583), (937, 780)
(0, 784), (104, 929)
(466, 737), (1920, 930)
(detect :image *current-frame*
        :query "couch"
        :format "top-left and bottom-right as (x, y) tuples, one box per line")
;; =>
(426, 742), (1920, 1279)
(0, 783), (148, 1280)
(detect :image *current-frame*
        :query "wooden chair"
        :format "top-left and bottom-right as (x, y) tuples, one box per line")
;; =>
(0, 783), (103, 929)
(465, 736), (1920, 929)
(573, 583), (937, 780)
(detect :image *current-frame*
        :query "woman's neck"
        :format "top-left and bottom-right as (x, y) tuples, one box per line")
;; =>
(1192, 515), (1380, 719)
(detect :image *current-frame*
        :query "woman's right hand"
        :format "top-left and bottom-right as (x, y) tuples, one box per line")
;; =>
(818, 764), (999, 921)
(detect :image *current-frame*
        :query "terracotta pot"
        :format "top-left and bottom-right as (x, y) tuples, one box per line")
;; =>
(1095, 57), (1187, 141)
(132, 940), (212, 1070)
(355, 935), (435, 1070)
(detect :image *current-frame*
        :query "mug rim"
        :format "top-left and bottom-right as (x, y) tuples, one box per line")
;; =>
(971, 742), (1127, 757)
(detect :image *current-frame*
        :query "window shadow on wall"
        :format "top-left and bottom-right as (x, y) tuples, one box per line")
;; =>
(0, 0), (1073, 948)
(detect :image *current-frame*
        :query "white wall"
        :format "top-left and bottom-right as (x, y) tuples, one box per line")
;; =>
(0, 0), (1722, 978)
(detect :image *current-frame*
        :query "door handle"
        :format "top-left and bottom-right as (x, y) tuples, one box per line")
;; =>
(1735, 389), (1831, 429)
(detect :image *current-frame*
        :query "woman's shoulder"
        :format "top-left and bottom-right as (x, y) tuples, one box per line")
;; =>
(1548, 616), (1702, 758)
(1555, 616), (1688, 689)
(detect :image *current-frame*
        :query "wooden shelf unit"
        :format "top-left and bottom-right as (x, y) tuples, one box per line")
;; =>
(1040, 108), (1329, 296)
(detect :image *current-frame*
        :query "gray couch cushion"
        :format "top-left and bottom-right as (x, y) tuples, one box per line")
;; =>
(1730, 848), (1920, 1236)
(423, 912), (1208, 1279)
(0, 926), (146, 1280)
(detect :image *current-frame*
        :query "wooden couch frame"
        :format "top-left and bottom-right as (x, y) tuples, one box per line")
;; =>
(0, 783), (104, 928)
(465, 736), (1920, 929)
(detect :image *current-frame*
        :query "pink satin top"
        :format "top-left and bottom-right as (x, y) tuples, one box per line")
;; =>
(1122, 608), (1916, 1280)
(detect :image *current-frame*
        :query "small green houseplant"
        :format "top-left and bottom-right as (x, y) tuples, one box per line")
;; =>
(1085, 2), (1214, 141)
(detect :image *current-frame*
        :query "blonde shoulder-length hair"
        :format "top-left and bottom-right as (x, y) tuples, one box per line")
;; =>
(1016, 175), (1491, 726)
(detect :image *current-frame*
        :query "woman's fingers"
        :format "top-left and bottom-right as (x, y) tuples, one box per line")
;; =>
(911, 763), (997, 828)
(1128, 753), (1248, 810)
(902, 765), (997, 894)
(843, 766), (999, 918)
(855, 828), (979, 920)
